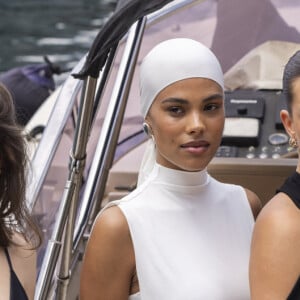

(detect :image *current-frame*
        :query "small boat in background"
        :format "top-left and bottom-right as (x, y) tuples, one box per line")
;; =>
(0, 56), (71, 130)
(21, 0), (300, 298)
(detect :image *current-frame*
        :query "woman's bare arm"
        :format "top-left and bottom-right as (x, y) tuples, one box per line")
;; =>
(249, 193), (300, 299)
(80, 206), (136, 300)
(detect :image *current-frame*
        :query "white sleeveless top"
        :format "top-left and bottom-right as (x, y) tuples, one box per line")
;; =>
(106, 163), (254, 300)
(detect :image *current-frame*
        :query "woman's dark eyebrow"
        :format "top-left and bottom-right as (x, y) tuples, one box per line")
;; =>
(203, 93), (224, 103)
(161, 94), (223, 104)
(161, 98), (188, 105)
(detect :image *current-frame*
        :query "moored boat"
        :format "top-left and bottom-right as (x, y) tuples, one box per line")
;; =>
(24, 0), (300, 298)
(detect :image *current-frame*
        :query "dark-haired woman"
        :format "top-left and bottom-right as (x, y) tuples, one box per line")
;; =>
(0, 83), (41, 300)
(250, 50), (300, 300)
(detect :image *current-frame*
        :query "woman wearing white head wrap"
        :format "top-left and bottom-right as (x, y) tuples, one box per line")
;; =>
(80, 38), (261, 300)
(138, 38), (224, 185)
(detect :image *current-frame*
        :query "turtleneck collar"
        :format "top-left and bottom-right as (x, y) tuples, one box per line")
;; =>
(150, 163), (209, 187)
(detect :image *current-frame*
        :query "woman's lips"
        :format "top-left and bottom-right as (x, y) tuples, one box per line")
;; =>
(180, 140), (209, 154)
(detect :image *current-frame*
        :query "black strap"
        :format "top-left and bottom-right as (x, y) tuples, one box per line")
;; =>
(4, 247), (29, 300)
(4, 248), (13, 270)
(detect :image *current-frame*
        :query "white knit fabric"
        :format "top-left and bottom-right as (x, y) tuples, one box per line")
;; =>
(105, 164), (254, 300)
(139, 38), (224, 118)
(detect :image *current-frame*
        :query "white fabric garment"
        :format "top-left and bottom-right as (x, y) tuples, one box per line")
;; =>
(128, 292), (141, 300)
(139, 38), (224, 118)
(105, 163), (254, 300)
(136, 139), (156, 186)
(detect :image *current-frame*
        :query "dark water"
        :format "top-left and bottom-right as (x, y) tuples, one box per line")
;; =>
(0, 0), (117, 78)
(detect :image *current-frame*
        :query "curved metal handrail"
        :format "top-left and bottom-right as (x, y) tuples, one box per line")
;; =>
(74, 17), (146, 249)
(33, 50), (119, 298)
(26, 59), (84, 211)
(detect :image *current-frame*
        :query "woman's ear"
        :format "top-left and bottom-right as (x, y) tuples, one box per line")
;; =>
(143, 122), (151, 136)
(280, 109), (295, 137)
(143, 124), (153, 137)
(144, 117), (154, 136)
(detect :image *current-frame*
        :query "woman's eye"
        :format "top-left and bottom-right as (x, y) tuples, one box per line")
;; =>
(204, 103), (219, 111)
(168, 106), (184, 114)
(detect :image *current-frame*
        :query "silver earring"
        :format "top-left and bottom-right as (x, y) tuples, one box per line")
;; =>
(143, 122), (151, 136)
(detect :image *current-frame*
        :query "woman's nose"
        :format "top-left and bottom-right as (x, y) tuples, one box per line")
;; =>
(187, 113), (205, 134)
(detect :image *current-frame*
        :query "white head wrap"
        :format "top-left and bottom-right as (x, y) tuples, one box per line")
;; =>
(137, 38), (224, 185)
(140, 38), (224, 117)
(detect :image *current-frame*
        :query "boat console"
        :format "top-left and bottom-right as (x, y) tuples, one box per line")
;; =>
(220, 89), (291, 159)
(208, 89), (297, 206)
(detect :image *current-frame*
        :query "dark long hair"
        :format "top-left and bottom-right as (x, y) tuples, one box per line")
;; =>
(0, 83), (41, 248)
(283, 50), (300, 113)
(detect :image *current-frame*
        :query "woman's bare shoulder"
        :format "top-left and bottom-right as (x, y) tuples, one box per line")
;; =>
(93, 205), (130, 237)
(80, 205), (135, 299)
(255, 192), (300, 235)
(250, 193), (300, 299)
(87, 205), (133, 258)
